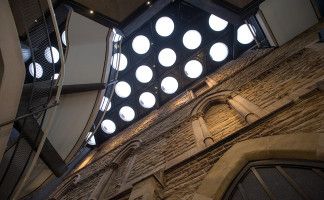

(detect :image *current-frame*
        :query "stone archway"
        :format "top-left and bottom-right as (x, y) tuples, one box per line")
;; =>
(192, 132), (324, 200)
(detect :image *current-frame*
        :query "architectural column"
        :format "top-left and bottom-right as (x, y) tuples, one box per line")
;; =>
(227, 94), (264, 124)
(89, 163), (118, 200)
(128, 176), (162, 200)
(192, 114), (214, 148)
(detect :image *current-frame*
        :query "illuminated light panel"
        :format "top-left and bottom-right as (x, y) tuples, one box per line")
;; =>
(139, 92), (156, 108)
(158, 48), (176, 67)
(115, 81), (131, 98)
(99, 96), (112, 111)
(132, 35), (150, 54)
(112, 53), (127, 71)
(184, 60), (203, 79)
(28, 62), (43, 78)
(209, 42), (229, 62)
(21, 44), (31, 62)
(183, 30), (202, 50)
(119, 106), (135, 122)
(209, 14), (228, 31)
(86, 132), (96, 145)
(136, 65), (153, 83)
(161, 76), (178, 94)
(62, 31), (67, 46)
(155, 16), (174, 37)
(44, 46), (60, 63)
(237, 24), (255, 44)
(101, 119), (116, 134)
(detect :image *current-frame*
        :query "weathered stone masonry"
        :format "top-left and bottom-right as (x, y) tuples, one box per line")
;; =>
(52, 22), (324, 200)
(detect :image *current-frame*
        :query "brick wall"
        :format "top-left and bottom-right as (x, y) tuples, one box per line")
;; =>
(53, 22), (324, 200)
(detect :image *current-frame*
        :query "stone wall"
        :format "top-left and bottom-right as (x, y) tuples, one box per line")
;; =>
(52, 22), (324, 200)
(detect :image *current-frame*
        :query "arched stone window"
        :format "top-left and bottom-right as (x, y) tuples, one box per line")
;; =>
(190, 91), (265, 147)
(192, 132), (324, 200)
(89, 139), (142, 200)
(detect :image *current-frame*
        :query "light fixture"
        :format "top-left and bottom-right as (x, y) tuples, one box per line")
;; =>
(132, 35), (150, 54)
(158, 48), (176, 67)
(54, 73), (59, 80)
(161, 76), (178, 94)
(44, 46), (60, 63)
(112, 53), (127, 71)
(101, 119), (116, 134)
(99, 96), (111, 111)
(62, 31), (67, 46)
(155, 16), (174, 37)
(209, 42), (229, 62)
(28, 62), (43, 78)
(119, 106), (135, 122)
(184, 60), (203, 79)
(182, 30), (202, 50)
(115, 81), (131, 98)
(21, 43), (31, 62)
(136, 65), (153, 83)
(86, 132), (96, 145)
(90, 10), (94, 14)
(237, 24), (255, 44)
(209, 14), (228, 32)
(139, 92), (156, 108)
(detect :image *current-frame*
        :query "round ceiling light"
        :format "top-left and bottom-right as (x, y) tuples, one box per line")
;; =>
(237, 24), (255, 44)
(44, 46), (60, 63)
(209, 14), (228, 32)
(101, 119), (116, 134)
(21, 43), (31, 62)
(99, 96), (111, 111)
(119, 106), (135, 122)
(28, 62), (43, 79)
(209, 42), (229, 62)
(155, 16), (174, 37)
(136, 65), (153, 83)
(132, 35), (150, 54)
(158, 48), (176, 67)
(115, 81), (131, 98)
(161, 76), (178, 94)
(182, 30), (202, 50)
(184, 60), (203, 79)
(139, 92), (156, 108)
(112, 53), (127, 71)
(54, 73), (59, 80)
(86, 132), (96, 146)
(62, 31), (67, 46)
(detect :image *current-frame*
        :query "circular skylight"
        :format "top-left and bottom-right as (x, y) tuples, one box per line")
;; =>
(21, 44), (31, 62)
(155, 16), (174, 37)
(161, 76), (178, 94)
(237, 24), (255, 44)
(184, 60), (203, 79)
(139, 92), (156, 108)
(99, 96), (111, 111)
(158, 48), (176, 67)
(101, 119), (116, 134)
(119, 106), (135, 122)
(54, 73), (59, 80)
(132, 35), (150, 54)
(28, 62), (43, 78)
(182, 30), (202, 50)
(44, 46), (60, 63)
(86, 132), (96, 146)
(136, 65), (153, 83)
(209, 42), (229, 62)
(112, 53), (127, 71)
(115, 81), (131, 98)
(62, 31), (67, 46)
(209, 14), (228, 31)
